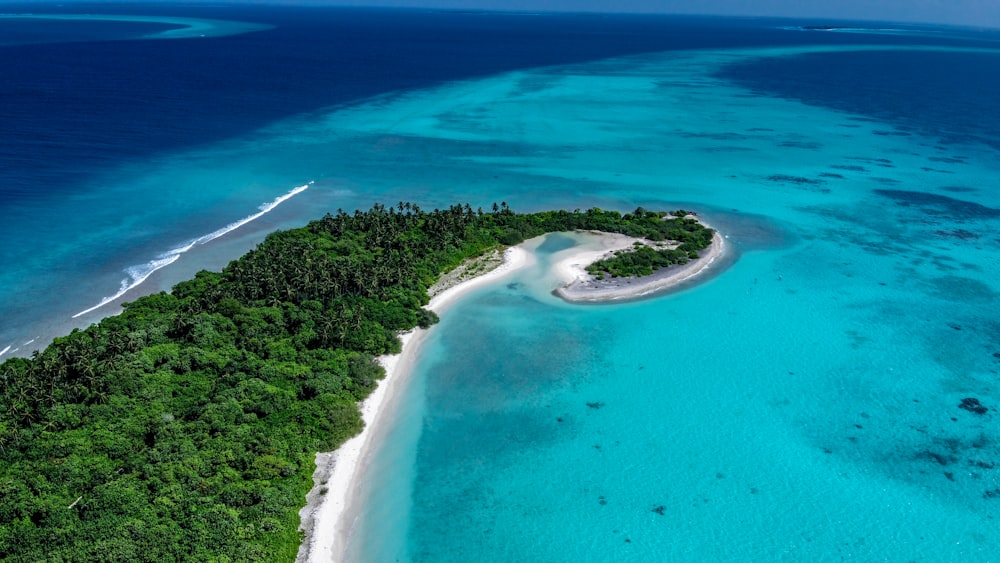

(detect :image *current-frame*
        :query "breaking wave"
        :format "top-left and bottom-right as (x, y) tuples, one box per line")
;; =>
(73, 182), (311, 318)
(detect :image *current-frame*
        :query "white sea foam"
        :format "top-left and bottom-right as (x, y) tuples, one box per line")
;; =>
(72, 182), (312, 319)
(0, 345), (10, 358)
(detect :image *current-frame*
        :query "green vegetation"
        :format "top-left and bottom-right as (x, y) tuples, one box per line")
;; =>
(0, 202), (708, 561)
(585, 209), (714, 279)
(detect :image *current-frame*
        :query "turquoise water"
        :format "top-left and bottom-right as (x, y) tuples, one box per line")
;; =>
(5, 11), (999, 558)
(343, 45), (1000, 560)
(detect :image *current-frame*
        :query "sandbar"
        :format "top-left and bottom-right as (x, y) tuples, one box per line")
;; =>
(554, 224), (727, 302)
(297, 246), (532, 562)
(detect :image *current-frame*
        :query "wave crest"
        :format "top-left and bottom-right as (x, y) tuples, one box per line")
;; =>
(73, 182), (311, 319)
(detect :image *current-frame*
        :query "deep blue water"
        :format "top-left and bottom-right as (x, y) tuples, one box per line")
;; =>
(719, 48), (1000, 151)
(1, 5), (980, 194)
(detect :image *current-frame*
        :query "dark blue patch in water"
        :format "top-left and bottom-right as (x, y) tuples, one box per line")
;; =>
(718, 48), (1000, 151)
(874, 189), (1000, 219)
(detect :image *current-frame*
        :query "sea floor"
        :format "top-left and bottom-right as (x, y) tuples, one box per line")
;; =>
(335, 44), (1000, 561)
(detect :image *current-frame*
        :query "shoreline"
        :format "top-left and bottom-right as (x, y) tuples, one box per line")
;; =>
(298, 245), (533, 562)
(553, 225), (728, 303)
(298, 223), (728, 561)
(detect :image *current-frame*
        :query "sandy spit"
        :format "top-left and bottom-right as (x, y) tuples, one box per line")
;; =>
(554, 228), (728, 302)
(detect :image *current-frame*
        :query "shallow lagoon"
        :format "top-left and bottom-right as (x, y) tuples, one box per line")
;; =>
(339, 44), (1000, 560)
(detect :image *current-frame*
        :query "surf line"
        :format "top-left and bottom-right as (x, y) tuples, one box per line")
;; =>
(73, 182), (313, 319)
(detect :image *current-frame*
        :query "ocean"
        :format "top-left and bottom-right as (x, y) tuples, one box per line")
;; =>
(2, 5), (1000, 560)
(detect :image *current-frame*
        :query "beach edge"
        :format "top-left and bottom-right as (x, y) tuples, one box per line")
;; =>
(554, 227), (728, 303)
(297, 245), (532, 562)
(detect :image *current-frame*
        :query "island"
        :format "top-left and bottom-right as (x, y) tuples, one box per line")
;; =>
(553, 210), (723, 302)
(0, 203), (725, 561)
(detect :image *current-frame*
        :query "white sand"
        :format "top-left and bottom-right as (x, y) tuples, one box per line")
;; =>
(298, 246), (532, 563)
(551, 232), (643, 286)
(554, 227), (727, 302)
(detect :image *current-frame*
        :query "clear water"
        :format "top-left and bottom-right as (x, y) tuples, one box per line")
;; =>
(3, 8), (1000, 561)
(344, 45), (1000, 560)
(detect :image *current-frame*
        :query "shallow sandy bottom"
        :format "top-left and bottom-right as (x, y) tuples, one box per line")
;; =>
(297, 246), (533, 562)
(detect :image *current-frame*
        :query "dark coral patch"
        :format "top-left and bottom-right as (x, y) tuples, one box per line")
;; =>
(935, 229), (979, 240)
(767, 174), (824, 185)
(874, 189), (1000, 219)
(959, 397), (989, 415)
(778, 141), (822, 149)
(929, 156), (967, 164)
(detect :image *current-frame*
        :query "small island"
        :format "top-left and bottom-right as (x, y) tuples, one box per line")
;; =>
(553, 209), (724, 302)
(0, 202), (727, 562)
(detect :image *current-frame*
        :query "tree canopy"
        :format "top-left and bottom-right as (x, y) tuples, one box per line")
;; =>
(584, 210), (715, 278)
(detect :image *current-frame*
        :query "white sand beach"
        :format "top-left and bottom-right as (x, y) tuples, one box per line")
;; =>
(551, 231), (643, 286)
(298, 245), (532, 562)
